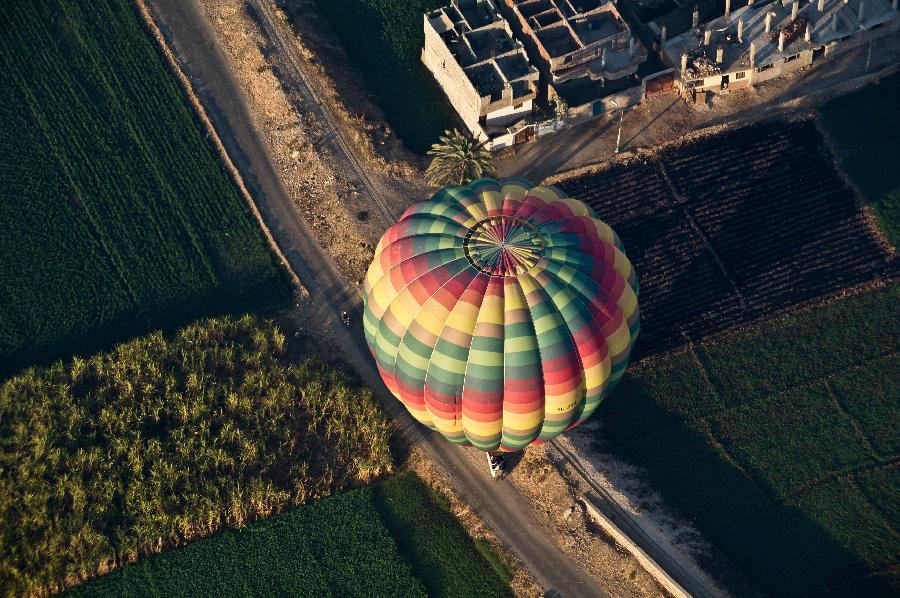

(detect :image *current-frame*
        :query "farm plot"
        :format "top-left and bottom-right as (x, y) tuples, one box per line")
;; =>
(0, 0), (291, 378)
(63, 473), (513, 597)
(592, 284), (900, 596)
(557, 119), (894, 358)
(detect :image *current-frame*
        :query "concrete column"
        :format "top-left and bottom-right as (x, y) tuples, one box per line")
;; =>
(894, 0), (898, 11)
(716, 45), (725, 62)
(681, 52), (689, 71)
(858, 0), (865, 23)
(661, 24), (668, 45)
(725, 0), (732, 20)
(817, 0), (824, 11)
(805, 22), (811, 41)
(791, 0), (799, 19)
(704, 28), (712, 44)
(765, 11), (773, 32)
(832, 11), (839, 30)
(778, 29), (785, 51)
(738, 17), (744, 41)
(693, 5), (700, 28)
(748, 0), (754, 7)
(601, 46), (607, 67)
(750, 40), (757, 64)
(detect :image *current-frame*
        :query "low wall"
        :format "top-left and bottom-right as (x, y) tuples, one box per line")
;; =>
(567, 82), (645, 124)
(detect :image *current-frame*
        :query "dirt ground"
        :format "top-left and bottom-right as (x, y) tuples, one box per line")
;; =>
(194, 0), (428, 288)
(409, 444), (668, 598)
(507, 447), (668, 597)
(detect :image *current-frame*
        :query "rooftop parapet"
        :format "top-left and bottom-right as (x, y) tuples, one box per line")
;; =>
(425, 0), (540, 110)
(502, 0), (647, 82)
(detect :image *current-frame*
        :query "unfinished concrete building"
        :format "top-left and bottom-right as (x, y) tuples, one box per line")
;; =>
(662, 0), (900, 99)
(500, 0), (648, 109)
(423, 0), (540, 149)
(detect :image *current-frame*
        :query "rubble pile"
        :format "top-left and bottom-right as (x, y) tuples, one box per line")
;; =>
(771, 16), (808, 45)
(684, 47), (722, 77)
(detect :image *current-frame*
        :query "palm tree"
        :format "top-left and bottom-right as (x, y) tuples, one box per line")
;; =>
(425, 128), (495, 186)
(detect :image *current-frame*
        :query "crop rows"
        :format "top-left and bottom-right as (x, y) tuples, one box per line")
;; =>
(0, 0), (291, 377)
(662, 120), (893, 314)
(559, 120), (895, 358)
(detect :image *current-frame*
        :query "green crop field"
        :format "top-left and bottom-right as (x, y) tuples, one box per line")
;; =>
(0, 0), (291, 378)
(63, 473), (512, 597)
(0, 316), (394, 596)
(308, 0), (456, 153)
(594, 284), (900, 596)
(820, 73), (900, 246)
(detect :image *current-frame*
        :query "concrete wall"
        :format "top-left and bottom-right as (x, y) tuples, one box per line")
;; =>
(486, 99), (533, 125)
(752, 49), (814, 84)
(422, 16), (485, 137)
(567, 83), (644, 124)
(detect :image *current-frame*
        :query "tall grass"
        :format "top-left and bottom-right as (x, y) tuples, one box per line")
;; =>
(0, 316), (393, 596)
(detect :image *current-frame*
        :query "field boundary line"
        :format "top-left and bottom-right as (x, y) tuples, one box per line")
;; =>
(822, 380), (882, 460)
(656, 160), (747, 311)
(134, 0), (307, 298)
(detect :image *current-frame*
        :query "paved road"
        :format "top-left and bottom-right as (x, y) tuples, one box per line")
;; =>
(146, 1), (605, 595)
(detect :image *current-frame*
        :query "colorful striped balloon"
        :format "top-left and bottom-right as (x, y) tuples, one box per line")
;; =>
(363, 179), (639, 452)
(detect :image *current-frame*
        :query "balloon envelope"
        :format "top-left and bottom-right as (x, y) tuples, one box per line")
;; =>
(363, 179), (639, 451)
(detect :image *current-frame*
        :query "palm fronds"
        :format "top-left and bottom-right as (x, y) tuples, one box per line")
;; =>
(425, 129), (495, 186)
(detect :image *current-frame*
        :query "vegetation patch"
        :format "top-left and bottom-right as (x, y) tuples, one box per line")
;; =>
(819, 73), (900, 246)
(374, 473), (514, 598)
(595, 284), (900, 596)
(64, 485), (426, 598)
(62, 473), (513, 597)
(0, 316), (392, 596)
(0, 0), (292, 378)
(307, 0), (456, 153)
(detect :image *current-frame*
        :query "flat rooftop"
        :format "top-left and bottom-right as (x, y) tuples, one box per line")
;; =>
(427, 0), (540, 102)
(573, 11), (626, 44)
(509, 0), (631, 51)
(663, 0), (899, 75)
(536, 25), (581, 57)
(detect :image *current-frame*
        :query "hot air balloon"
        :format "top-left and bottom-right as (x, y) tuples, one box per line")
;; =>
(363, 179), (639, 452)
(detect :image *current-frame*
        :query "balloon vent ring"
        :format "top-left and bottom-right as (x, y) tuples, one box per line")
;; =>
(463, 216), (545, 277)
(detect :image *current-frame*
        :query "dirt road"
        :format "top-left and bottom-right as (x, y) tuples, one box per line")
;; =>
(146, 0), (605, 594)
